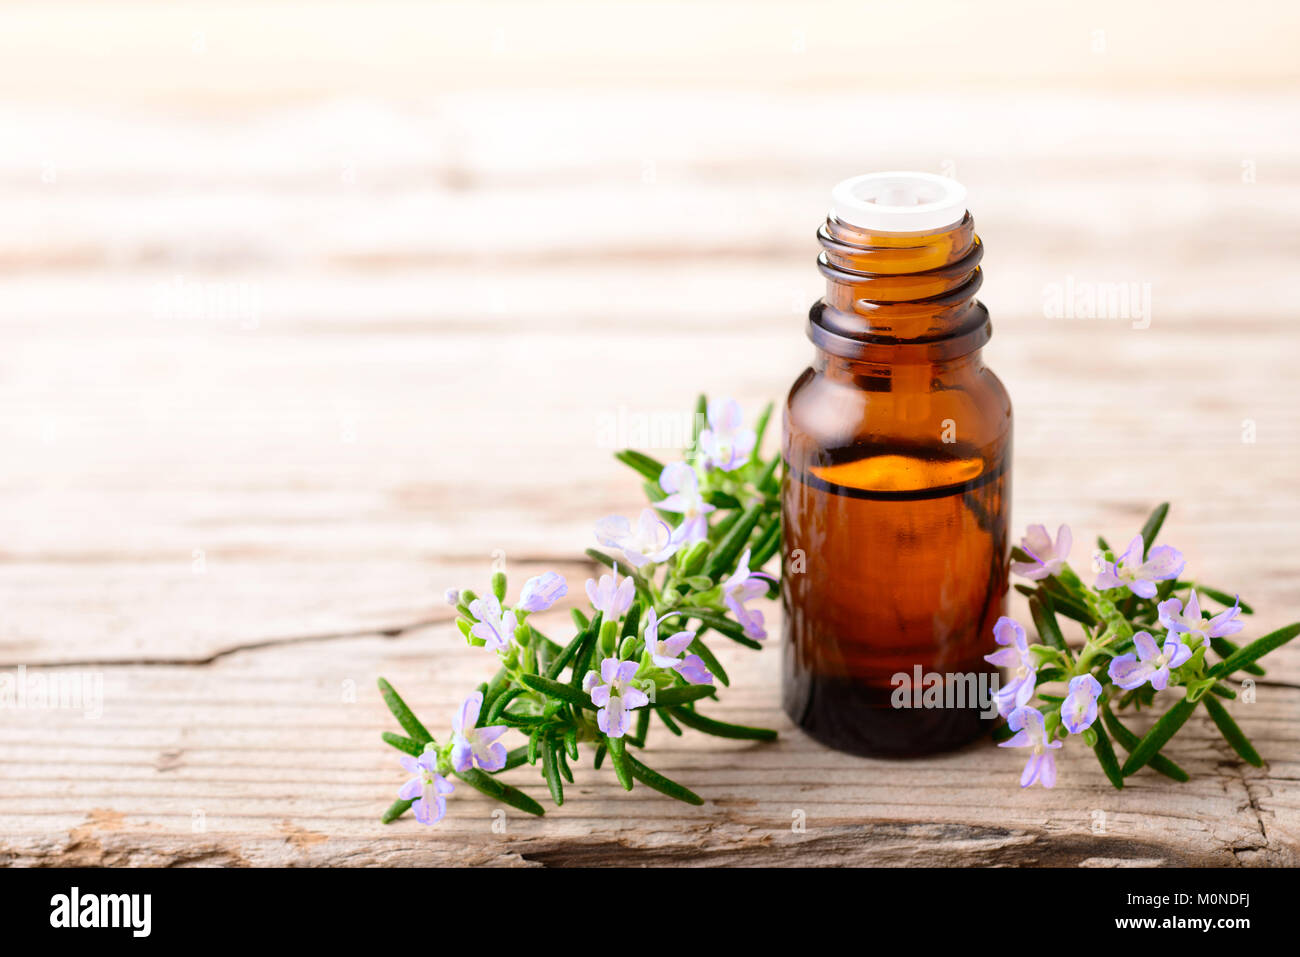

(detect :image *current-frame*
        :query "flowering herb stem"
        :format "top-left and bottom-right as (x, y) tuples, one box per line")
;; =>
(666, 706), (779, 741)
(996, 502), (1294, 789)
(377, 396), (779, 823)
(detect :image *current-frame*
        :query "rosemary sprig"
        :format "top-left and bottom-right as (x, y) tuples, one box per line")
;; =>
(377, 395), (780, 823)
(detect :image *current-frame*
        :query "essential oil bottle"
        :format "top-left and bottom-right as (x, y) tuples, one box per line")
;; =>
(781, 172), (1012, 757)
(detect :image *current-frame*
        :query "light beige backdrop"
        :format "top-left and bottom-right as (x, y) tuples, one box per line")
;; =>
(1, 1), (1297, 865)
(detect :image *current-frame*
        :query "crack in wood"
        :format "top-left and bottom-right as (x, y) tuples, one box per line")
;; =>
(0, 615), (446, 670)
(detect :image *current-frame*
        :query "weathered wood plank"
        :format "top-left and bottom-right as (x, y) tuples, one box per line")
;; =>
(0, 618), (1295, 867)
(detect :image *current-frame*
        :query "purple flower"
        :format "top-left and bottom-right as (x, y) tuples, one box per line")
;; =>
(675, 654), (714, 686)
(449, 691), (508, 773)
(583, 657), (649, 738)
(594, 508), (679, 568)
(1157, 590), (1244, 642)
(585, 564), (636, 617)
(398, 752), (455, 825)
(643, 607), (696, 669)
(1060, 674), (1102, 734)
(721, 548), (772, 640)
(999, 706), (1063, 788)
(517, 571), (568, 613)
(1010, 523), (1072, 580)
(1094, 534), (1185, 599)
(468, 593), (516, 652)
(983, 616), (1037, 717)
(658, 462), (716, 546)
(444, 588), (460, 606)
(1107, 631), (1192, 691)
(698, 399), (755, 472)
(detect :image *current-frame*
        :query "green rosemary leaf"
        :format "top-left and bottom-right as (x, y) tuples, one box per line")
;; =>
(667, 705), (777, 740)
(629, 706), (651, 748)
(498, 712), (546, 729)
(545, 619), (593, 680)
(1038, 580), (1095, 626)
(526, 626), (563, 657)
(557, 745), (574, 783)
(1195, 584), (1254, 615)
(563, 725), (579, 760)
(1096, 535), (1112, 552)
(1028, 594), (1067, 653)
(1208, 636), (1265, 677)
(1014, 583), (1036, 599)
(621, 600), (643, 640)
(704, 490), (742, 510)
(571, 608), (590, 630)
(757, 454), (781, 494)
(486, 688), (526, 723)
(1138, 502), (1170, 558)
(502, 745), (529, 772)
(1089, 721), (1124, 790)
(705, 504), (764, 579)
(1119, 695), (1198, 777)
(377, 678), (433, 744)
(381, 731), (423, 757)
(653, 684), (718, 707)
(455, 768), (546, 816)
(570, 615), (600, 688)
(750, 521), (782, 569)
(541, 741), (565, 805)
(1207, 682), (1237, 700)
(679, 541), (711, 576)
(381, 798), (414, 824)
(615, 449), (667, 483)
(644, 480), (668, 504)
(520, 673), (593, 709)
(527, 729), (540, 765)
(1202, 696), (1263, 767)
(750, 401), (774, 464)
(685, 609), (762, 649)
(482, 666), (511, 709)
(657, 708), (683, 735)
(679, 575), (716, 592)
(606, 736), (634, 791)
(711, 509), (740, 539)
(687, 636), (729, 687)
(626, 753), (704, 805)
(1207, 622), (1300, 678)
(1102, 707), (1189, 781)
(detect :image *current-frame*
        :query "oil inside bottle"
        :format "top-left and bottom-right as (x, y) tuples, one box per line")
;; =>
(781, 440), (1008, 757)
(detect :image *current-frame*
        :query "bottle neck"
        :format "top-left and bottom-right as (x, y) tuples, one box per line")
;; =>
(809, 213), (989, 364)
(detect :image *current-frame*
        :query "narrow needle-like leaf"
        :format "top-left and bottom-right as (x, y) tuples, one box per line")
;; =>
(1202, 696), (1263, 767)
(377, 678), (433, 744)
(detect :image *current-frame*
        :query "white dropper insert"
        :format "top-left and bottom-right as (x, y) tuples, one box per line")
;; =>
(830, 171), (967, 233)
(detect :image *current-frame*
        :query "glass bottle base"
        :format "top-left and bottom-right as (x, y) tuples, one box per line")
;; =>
(782, 672), (994, 758)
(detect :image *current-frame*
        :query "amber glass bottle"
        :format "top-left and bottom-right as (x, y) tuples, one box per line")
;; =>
(781, 172), (1012, 757)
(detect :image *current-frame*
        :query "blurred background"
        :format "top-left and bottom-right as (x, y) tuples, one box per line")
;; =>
(1, 1), (1298, 862)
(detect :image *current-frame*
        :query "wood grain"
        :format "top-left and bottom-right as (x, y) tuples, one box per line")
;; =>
(1, 2), (1298, 866)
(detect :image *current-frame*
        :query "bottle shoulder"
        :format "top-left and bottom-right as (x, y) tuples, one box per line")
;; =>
(785, 360), (1012, 454)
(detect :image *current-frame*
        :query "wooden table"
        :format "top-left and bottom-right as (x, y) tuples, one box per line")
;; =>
(2, 2), (1298, 866)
